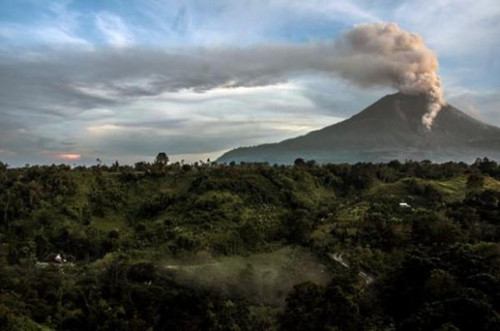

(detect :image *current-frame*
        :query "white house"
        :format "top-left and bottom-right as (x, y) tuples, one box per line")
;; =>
(399, 202), (411, 208)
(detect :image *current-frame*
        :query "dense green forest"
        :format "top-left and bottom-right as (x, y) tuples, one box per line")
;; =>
(1, 157), (500, 330)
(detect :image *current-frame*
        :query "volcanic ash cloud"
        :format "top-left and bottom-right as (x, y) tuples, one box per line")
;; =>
(332, 22), (445, 129)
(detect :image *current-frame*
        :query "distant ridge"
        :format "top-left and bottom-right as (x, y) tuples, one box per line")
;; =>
(217, 93), (500, 164)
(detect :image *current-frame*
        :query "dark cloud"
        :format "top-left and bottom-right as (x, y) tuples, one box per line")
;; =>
(0, 58), (118, 119)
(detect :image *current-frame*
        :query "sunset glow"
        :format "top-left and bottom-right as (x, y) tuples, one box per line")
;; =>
(56, 153), (81, 161)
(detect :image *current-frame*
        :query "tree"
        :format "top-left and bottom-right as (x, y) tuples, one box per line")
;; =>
(155, 153), (169, 166)
(111, 160), (120, 172)
(294, 158), (305, 167)
(0, 161), (7, 173)
(134, 161), (149, 172)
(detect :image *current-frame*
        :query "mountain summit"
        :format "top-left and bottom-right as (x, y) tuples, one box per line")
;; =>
(217, 93), (500, 164)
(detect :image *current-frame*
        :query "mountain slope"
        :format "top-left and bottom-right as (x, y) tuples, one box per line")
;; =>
(217, 93), (500, 163)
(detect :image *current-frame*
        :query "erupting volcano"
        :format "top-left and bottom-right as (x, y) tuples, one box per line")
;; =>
(217, 93), (500, 164)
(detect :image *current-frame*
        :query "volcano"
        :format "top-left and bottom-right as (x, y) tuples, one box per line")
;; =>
(217, 93), (500, 164)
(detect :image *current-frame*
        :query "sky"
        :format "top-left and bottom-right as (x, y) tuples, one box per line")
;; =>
(0, 0), (499, 166)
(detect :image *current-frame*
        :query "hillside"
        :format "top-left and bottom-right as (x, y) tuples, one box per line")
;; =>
(1, 160), (500, 329)
(218, 93), (500, 164)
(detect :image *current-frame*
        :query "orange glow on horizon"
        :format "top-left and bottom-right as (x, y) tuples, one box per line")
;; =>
(56, 153), (81, 161)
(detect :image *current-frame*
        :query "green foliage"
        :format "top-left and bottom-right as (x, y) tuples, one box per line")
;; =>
(280, 269), (362, 331)
(1, 160), (500, 329)
(467, 173), (485, 196)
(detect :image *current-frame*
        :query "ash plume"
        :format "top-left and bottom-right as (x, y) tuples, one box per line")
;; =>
(331, 22), (445, 129)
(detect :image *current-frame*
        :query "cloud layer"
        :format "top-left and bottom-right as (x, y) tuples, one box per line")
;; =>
(2, 23), (442, 114)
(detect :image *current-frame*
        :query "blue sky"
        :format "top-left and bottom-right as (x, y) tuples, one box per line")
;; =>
(0, 0), (499, 165)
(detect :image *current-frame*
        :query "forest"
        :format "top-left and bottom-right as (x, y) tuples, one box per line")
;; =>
(0, 156), (499, 330)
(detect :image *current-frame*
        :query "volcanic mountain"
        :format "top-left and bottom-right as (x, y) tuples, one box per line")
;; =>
(217, 93), (500, 164)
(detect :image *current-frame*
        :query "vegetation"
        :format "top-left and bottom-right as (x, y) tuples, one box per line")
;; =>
(1, 157), (500, 330)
